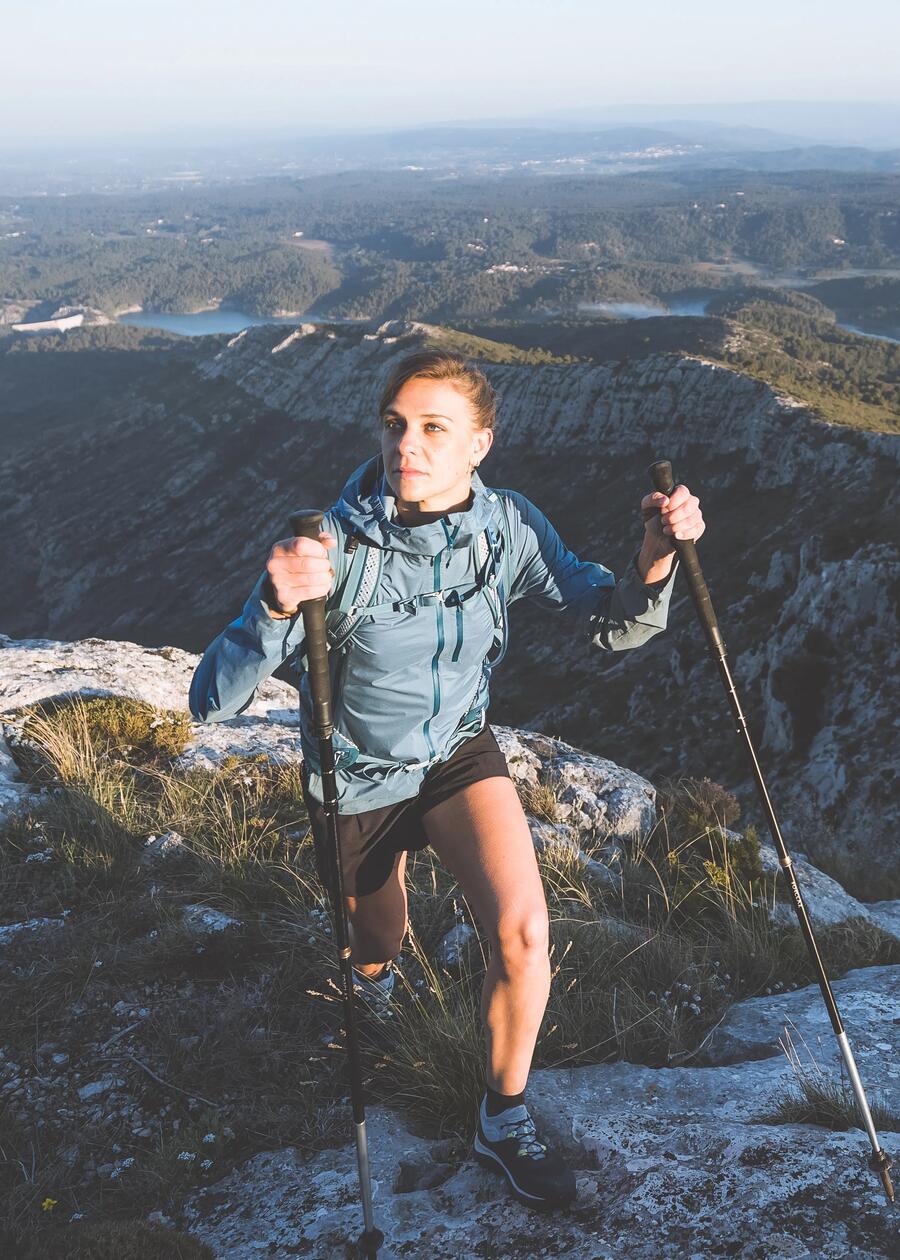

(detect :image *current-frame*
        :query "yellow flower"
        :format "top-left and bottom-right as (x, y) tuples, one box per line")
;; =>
(41, 1197), (58, 1212)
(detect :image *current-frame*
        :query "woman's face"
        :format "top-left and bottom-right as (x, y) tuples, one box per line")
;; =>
(380, 377), (493, 516)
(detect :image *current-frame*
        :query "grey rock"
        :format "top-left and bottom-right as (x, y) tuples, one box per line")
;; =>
(184, 1042), (899, 1259)
(140, 829), (192, 868)
(0, 916), (66, 946)
(435, 923), (476, 969)
(869, 901), (900, 940)
(756, 839), (877, 931)
(181, 904), (243, 936)
(146, 1210), (176, 1229)
(0, 736), (32, 821)
(78, 1076), (125, 1102)
(0, 636), (302, 823)
(495, 727), (656, 842)
(700, 963), (900, 1072)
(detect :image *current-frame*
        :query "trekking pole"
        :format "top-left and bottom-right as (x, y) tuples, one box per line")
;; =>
(291, 509), (385, 1258)
(647, 460), (894, 1205)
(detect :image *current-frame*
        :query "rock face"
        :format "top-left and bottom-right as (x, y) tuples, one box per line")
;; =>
(494, 726), (656, 841)
(0, 633), (301, 820)
(0, 321), (896, 882)
(182, 965), (900, 1259)
(755, 836), (883, 932)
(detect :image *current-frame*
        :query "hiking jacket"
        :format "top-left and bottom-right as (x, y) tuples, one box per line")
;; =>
(189, 454), (680, 814)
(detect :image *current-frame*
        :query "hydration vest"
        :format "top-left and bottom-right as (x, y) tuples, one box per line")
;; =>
(276, 489), (515, 692)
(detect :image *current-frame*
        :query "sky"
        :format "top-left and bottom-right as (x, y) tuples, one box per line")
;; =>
(3, 0), (899, 147)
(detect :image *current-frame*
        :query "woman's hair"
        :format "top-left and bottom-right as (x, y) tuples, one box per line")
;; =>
(377, 348), (497, 430)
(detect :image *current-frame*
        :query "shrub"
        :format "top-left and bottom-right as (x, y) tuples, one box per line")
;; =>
(30, 695), (191, 764)
(655, 774), (742, 838)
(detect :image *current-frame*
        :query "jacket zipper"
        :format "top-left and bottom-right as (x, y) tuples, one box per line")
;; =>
(422, 552), (445, 760)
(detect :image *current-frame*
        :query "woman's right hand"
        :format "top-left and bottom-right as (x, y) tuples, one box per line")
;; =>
(265, 530), (337, 612)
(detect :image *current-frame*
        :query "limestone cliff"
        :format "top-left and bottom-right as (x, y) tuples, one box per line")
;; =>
(0, 320), (897, 881)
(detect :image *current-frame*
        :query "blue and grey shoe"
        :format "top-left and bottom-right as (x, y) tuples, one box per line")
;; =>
(473, 1094), (576, 1209)
(350, 959), (396, 1023)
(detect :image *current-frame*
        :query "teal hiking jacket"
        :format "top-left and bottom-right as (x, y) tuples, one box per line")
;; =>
(188, 455), (680, 814)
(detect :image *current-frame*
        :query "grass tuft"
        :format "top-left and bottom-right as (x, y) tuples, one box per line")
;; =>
(757, 1026), (900, 1134)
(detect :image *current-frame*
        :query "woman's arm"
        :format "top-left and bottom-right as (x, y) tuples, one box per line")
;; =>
(188, 511), (340, 722)
(188, 570), (309, 722)
(500, 489), (682, 653)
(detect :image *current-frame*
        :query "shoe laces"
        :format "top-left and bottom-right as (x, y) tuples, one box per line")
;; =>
(352, 964), (395, 1014)
(499, 1113), (547, 1160)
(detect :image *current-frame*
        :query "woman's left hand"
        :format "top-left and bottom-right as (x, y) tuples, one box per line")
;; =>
(640, 485), (705, 554)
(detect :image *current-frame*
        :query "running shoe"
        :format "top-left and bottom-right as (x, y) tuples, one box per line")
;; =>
(473, 1094), (577, 1210)
(350, 959), (396, 1023)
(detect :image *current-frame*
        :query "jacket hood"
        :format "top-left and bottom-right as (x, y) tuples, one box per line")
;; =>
(331, 453), (499, 557)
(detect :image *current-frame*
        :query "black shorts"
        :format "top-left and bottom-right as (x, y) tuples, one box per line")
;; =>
(301, 723), (511, 901)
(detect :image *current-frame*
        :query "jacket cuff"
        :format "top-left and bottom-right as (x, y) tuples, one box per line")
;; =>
(259, 575), (299, 620)
(246, 572), (303, 644)
(631, 548), (679, 593)
(606, 548), (679, 627)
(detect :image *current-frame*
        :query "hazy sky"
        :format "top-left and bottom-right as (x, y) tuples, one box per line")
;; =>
(3, 0), (899, 146)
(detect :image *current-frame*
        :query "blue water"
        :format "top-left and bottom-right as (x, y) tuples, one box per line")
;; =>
(576, 299), (710, 319)
(574, 299), (900, 344)
(839, 322), (900, 346)
(118, 309), (363, 337)
(119, 303), (899, 347)
(118, 309), (302, 336)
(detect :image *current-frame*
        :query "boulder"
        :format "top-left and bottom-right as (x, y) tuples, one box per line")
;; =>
(495, 727), (656, 842)
(756, 839), (882, 932)
(700, 963), (900, 1073)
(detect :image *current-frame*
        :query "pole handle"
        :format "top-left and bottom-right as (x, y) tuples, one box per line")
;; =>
(290, 509), (333, 736)
(648, 459), (724, 655)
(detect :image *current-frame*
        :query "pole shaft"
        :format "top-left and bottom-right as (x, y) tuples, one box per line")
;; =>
(648, 462), (894, 1203)
(290, 509), (386, 1250)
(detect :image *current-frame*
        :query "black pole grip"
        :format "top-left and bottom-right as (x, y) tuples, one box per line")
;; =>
(648, 460), (724, 656)
(289, 509), (333, 736)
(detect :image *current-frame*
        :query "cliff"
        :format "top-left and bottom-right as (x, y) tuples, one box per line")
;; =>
(0, 320), (897, 882)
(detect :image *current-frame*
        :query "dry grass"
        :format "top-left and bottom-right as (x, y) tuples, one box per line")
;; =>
(757, 1026), (900, 1134)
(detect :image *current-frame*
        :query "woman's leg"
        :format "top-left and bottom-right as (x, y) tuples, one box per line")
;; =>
(345, 848), (409, 977)
(421, 778), (550, 1095)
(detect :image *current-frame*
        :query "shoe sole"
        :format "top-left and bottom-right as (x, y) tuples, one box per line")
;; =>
(473, 1134), (576, 1211)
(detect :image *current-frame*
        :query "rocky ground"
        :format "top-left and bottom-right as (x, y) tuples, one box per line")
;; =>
(184, 982), (900, 1260)
(0, 634), (898, 1258)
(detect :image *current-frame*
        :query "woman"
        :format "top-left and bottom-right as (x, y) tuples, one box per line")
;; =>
(189, 348), (705, 1210)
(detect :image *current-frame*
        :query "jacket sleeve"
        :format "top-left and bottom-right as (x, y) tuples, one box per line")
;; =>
(188, 510), (339, 723)
(501, 490), (680, 652)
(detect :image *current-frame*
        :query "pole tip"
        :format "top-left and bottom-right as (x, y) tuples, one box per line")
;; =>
(869, 1149), (895, 1204)
(356, 1226), (386, 1257)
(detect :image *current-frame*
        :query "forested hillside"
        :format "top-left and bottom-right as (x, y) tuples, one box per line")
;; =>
(2, 170), (899, 323)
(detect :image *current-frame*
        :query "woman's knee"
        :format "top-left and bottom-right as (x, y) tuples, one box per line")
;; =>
(345, 853), (409, 961)
(493, 906), (550, 968)
(348, 903), (408, 962)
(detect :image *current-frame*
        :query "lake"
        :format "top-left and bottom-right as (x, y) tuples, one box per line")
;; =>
(839, 322), (900, 346)
(576, 299), (710, 319)
(575, 297), (900, 345)
(117, 309), (362, 337)
(120, 300), (900, 348)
